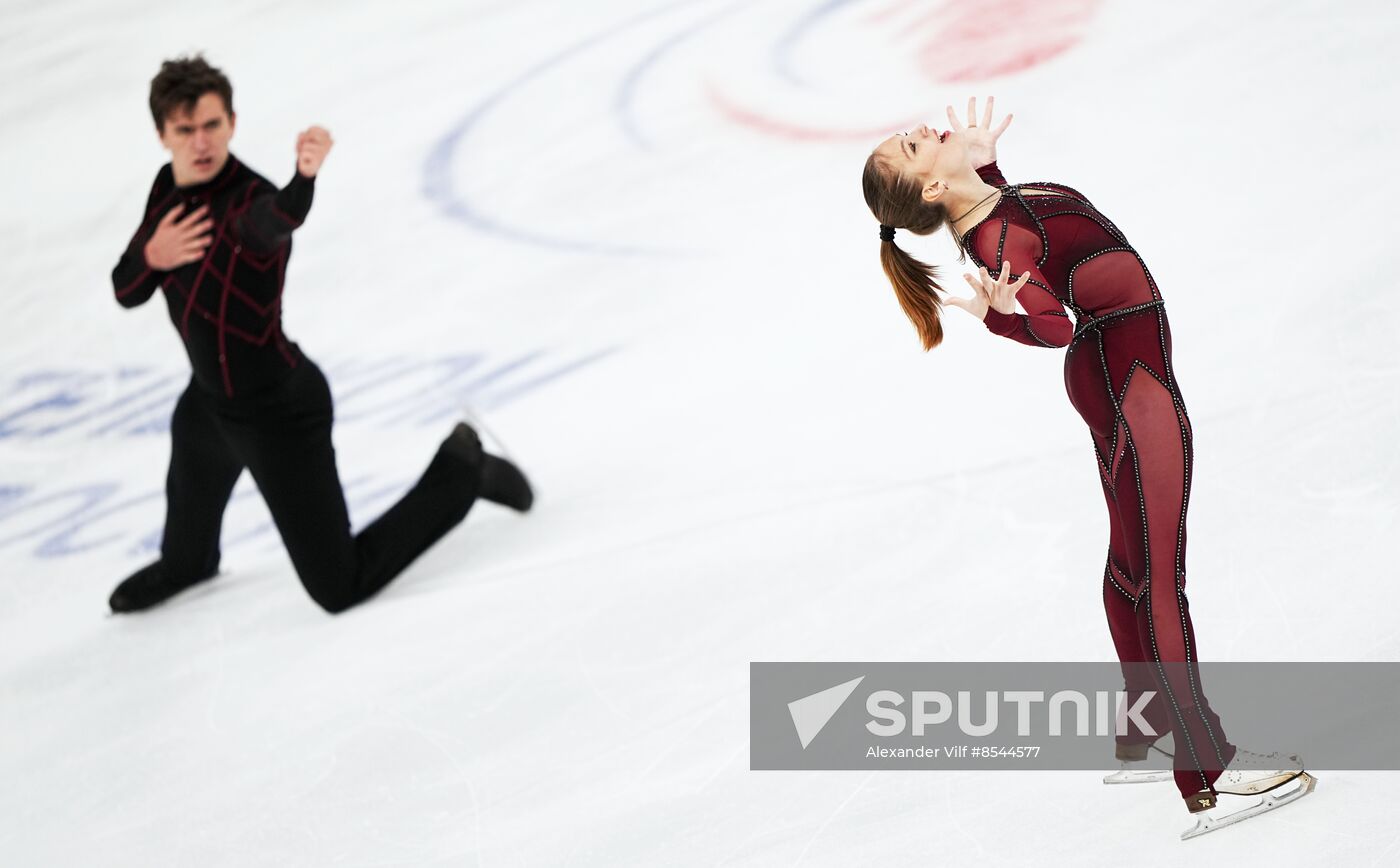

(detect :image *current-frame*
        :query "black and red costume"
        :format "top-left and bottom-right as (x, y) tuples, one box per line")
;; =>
(964, 161), (1237, 799)
(111, 155), (487, 614)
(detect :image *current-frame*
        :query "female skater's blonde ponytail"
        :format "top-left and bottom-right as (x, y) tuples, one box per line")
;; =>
(862, 153), (967, 351)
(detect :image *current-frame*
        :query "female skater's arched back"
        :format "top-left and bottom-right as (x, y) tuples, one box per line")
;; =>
(860, 98), (1313, 835)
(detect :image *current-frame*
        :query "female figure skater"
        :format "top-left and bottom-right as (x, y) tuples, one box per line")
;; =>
(860, 97), (1313, 837)
(108, 55), (533, 616)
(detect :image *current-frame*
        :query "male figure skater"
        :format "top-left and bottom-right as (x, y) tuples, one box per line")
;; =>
(109, 55), (532, 615)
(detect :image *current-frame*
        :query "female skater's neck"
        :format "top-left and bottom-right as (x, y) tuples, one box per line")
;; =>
(947, 177), (1004, 237)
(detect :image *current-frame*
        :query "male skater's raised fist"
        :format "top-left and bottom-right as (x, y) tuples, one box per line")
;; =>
(296, 125), (333, 177)
(144, 203), (212, 270)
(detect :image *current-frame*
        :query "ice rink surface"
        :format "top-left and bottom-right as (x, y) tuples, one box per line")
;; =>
(2, 0), (1399, 864)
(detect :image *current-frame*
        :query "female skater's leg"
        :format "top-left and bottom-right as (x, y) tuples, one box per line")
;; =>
(1116, 363), (1234, 798)
(1093, 428), (1172, 752)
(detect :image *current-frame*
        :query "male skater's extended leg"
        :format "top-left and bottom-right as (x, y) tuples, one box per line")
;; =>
(110, 379), (245, 612)
(226, 361), (526, 613)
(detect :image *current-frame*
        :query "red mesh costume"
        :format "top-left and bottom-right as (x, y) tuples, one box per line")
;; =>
(963, 162), (1236, 798)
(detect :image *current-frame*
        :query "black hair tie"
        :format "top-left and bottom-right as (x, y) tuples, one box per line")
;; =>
(878, 224), (896, 242)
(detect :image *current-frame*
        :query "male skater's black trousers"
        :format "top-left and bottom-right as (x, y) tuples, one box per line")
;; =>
(158, 358), (479, 613)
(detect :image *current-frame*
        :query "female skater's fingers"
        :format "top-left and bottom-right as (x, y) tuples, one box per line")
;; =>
(946, 104), (964, 132)
(944, 292), (985, 318)
(992, 112), (1013, 138)
(981, 95), (993, 128)
(967, 96), (977, 125)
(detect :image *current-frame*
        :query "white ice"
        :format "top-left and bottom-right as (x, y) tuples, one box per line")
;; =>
(2, 0), (1398, 865)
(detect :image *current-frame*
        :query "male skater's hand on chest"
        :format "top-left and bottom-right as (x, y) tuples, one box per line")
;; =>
(143, 203), (213, 271)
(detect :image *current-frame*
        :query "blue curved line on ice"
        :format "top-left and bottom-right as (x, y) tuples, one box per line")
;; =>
(424, 0), (708, 255)
(772, 0), (862, 88)
(613, 1), (747, 150)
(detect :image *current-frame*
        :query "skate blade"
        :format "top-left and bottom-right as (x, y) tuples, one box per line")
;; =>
(1103, 768), (1173, 784)
(1217, 770), (1307, 796)
(1180, 772), (1317, 841)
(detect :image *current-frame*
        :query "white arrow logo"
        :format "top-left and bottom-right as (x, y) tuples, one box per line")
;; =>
(788, 676), (865, 749)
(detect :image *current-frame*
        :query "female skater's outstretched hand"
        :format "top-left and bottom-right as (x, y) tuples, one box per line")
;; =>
(946, 96), (1012, 169)
(942, 261), (1031, 321)
(296, 126), (334, 178)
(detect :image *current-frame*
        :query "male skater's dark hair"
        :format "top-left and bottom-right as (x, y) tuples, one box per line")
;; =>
(149, 54), (234, 131)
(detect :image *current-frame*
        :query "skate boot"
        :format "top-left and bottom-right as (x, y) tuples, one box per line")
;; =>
(109, 560), (218, 613)
(1103, 733), (1174, 784)
(444, 422), (533, 512)
(1180, 748), (1317, 840)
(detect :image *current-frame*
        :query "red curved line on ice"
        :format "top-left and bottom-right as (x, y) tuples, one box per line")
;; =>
(913, 0), (1098, 82)
(706, 83), (918, 142)
(712, 0), (1099, 140)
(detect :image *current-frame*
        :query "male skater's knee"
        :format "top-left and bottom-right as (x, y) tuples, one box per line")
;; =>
(300, 577), (360, 614)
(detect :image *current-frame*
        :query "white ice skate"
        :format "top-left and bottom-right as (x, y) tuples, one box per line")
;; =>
(1180, 748), (1317, 840)
(1102, 736), (1173, 784)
